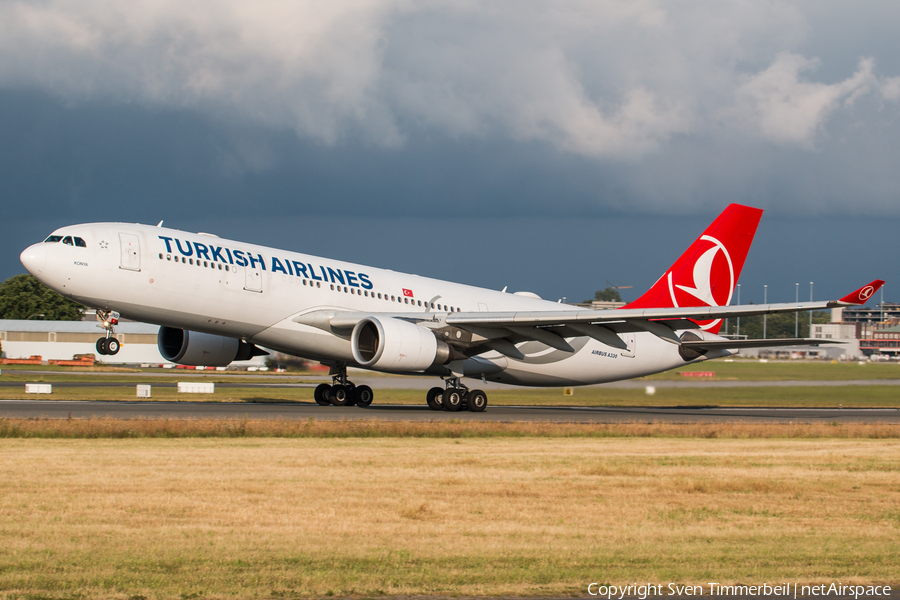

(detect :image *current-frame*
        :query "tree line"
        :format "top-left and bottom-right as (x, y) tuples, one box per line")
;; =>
(0, 274), (83, 320)
(1, 275), (832, 338)
(585, 286), (830, 338)
(722, 310), (831, 339)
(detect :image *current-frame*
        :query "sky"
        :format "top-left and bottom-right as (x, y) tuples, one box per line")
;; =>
(1, 0), (898, 306)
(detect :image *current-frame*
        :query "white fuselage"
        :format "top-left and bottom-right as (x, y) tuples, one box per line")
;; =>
(21, 222), (719, 386)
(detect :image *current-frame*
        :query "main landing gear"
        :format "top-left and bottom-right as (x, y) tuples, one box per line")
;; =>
(313, 364), (374, 408)
(426, 377), (488, 412)
(95, 310), (121, 356)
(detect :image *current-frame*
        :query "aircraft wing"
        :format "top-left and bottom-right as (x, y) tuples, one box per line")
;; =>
(294, 280), (882, 357)
(446, 279), (885, 331)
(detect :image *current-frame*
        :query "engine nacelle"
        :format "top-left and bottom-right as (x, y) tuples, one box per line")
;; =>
(351, 317), (451, 372)
(158, 327), (265, 367)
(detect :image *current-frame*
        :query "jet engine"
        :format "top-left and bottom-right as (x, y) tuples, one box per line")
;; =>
(351, 317), (451, 372)
(158, 326), (267, 367)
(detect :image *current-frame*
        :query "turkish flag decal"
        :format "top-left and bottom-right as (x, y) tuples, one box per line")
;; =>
(402, 288), (414, 297)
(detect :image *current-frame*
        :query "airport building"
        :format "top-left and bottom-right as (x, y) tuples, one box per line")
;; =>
(858, 323), (900, 358)
(0, 319), (268, 367)
(832, 303), (900, 325)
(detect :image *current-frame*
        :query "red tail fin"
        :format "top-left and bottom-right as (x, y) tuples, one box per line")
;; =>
(623, 204), (763, 334)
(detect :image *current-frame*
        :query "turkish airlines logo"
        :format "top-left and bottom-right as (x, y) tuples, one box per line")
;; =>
(666, 235), (734, 331)
(858, 286), (875, 301)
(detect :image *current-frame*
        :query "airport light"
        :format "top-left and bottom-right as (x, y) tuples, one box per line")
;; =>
(26, 313), (45, 320)
(763, 284), (767, 339)
(736, 284), (740, 337)
(809, 282), (814, 337)
(795, 283), (799, 338)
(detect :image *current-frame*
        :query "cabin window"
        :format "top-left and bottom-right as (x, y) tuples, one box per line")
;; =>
(189, 258), (194, 265)
(43, 235), (63, 243)
(330, 284), (334, 290)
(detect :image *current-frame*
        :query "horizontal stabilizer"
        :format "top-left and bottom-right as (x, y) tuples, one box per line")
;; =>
(682, 337), (844, 351)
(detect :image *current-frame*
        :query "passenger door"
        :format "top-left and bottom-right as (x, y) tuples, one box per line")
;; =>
(119, 233), (141, 271)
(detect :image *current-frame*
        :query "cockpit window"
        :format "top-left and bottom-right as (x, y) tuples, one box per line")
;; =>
(62, 236), (74, 246)
(74, 237), (87, 247)
(44, 235), (63, 243)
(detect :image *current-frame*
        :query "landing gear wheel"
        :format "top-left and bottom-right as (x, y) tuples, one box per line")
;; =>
(467, 389), (487, 412)
(96, 338), (109, 355)
(354, 385), (374, 408)
(426, 387), (444, 411)
(443, 388), (464, 412)
(329, 384), (351, 406)
(314, 383), (332, 406)
(106, 338), (120, 355)
(345, 384), (358, 406)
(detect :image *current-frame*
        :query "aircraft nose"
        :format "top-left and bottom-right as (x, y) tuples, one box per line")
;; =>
(20, 243), (47, 275)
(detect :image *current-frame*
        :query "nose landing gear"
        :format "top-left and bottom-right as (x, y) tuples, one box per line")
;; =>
(95, 310), (121, 356)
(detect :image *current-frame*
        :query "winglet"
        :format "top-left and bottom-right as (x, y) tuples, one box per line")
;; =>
(838, 280), (885, 305)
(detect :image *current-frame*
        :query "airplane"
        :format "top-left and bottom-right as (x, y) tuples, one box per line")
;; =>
(19, 204), (883, 412)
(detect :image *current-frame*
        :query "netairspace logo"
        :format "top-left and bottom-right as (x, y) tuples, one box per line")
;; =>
(586, 582), (893, 599)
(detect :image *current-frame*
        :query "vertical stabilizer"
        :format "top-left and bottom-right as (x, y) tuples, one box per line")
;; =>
(623, 204), (763, 334)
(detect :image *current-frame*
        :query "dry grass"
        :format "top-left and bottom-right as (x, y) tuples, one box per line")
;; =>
(1, 432), (899, 599)
(1, 417), (900, 439)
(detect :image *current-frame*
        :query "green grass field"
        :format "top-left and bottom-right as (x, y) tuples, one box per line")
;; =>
(646, 359), (900, 381)
(6, 383), (899, 407)
(2, 359), (900, 406)
(3, 358), (900, 382)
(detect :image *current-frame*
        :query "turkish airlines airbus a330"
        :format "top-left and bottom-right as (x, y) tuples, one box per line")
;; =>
(19, 204), (883, 411)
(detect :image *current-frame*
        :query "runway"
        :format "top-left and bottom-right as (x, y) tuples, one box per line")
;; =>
(2, 399), (899, 423)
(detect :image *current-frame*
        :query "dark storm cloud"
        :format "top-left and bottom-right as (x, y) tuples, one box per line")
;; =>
(2, 1), (898, 165)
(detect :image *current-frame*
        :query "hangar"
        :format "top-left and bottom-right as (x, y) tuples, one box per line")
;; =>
(0, 319), (267, 367)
